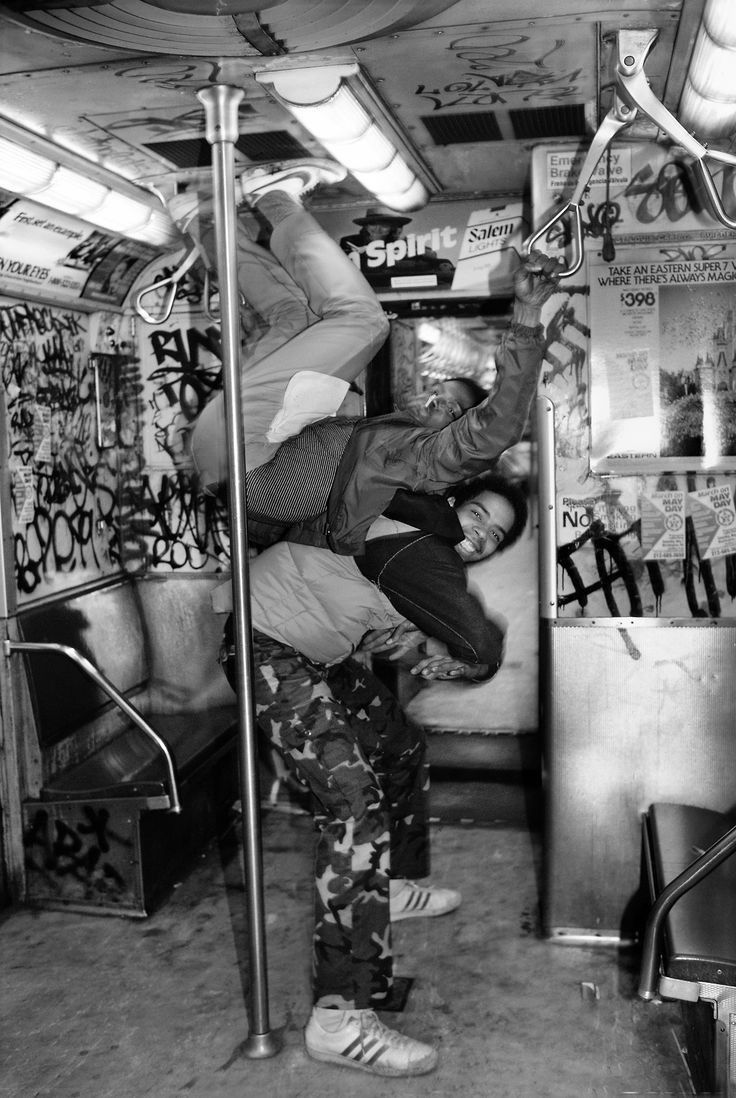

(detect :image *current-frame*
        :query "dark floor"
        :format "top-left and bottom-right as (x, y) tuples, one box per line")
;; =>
(0, 775), (695, 1098)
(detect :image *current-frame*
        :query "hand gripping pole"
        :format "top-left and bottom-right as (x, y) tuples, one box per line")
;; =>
(197, 84), (281, 1060)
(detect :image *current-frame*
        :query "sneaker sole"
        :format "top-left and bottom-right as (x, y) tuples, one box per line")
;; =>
(305, 1043), (438, 1076)
(391, 898), (462, 921)
(236, 159), (346, 200)
(246, 169), (316, 198)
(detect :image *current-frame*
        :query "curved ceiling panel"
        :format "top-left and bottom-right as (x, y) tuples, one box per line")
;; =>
(1, 0), (464, 55)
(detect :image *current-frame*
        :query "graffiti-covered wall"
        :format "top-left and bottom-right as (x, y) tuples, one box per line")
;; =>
(532, 140), (736, 618)
(1, 298), (129, 601)
(129, 249), (268, 578)
(131, 252), (229, 575)
(0, 247), (244, 606)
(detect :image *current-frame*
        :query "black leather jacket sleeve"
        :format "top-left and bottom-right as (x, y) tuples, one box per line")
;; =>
(356, 532), (505, 679)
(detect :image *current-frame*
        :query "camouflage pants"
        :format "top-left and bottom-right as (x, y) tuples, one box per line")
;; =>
(226, 626), (429, 1009)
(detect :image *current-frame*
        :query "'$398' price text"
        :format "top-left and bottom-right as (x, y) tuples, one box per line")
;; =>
(620, 291), (656, 308)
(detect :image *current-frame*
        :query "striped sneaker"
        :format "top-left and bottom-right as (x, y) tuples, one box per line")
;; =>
(304, 1008), (437, 1076)
(390, 878), (462, 921)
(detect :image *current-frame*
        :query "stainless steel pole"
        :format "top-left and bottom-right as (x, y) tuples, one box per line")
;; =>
(197, 83), (280, 1059)
(535, 395), (557, 620)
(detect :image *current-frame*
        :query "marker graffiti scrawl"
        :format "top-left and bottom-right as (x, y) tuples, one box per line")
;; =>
(1, 300), (121, 597)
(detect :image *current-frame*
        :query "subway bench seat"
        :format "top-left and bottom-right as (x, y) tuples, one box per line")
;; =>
(12, 575), (238, 918)
(641, 802), (736, 1096)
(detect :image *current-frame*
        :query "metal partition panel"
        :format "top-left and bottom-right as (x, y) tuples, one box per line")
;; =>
(542, 619), (736, 943)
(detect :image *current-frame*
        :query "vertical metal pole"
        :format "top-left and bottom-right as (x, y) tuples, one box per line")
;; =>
(197, 84), (281, 1059)
(535, 395), (557, 620)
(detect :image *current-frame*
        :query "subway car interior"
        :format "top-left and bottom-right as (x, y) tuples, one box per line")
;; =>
(3, 1), (736, 1094)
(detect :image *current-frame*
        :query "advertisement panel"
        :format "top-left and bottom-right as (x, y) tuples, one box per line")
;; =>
(316, 198), (527, 299)
(0, 195), (156, 308)
(588, 246), (736, 474)
(530, 149), (736, 620)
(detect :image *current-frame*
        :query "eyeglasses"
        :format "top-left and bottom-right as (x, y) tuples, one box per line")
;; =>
(424, 391), (462, 421)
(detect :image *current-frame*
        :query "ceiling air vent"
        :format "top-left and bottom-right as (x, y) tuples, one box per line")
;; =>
(144, 131), (311, 170)
(509, 104), (587, 140)
(421, 112), (502, 146)
(144, 138), (213, 169)
(234, 131), (312, 162)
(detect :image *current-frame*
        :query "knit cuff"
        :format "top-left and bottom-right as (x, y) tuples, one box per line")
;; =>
(507, 320), (545, 341)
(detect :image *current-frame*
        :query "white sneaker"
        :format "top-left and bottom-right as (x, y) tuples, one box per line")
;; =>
(167, 157), (345, 237)
(390, 878), (462, 921)
(304, 1007), (438, 1076)
(234, 157), (346, 203)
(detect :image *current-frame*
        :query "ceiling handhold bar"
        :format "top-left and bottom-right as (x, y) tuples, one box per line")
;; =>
(526, 99), (635, 278)
(527, 28), (736, 276)
(134, 241), (203, 324)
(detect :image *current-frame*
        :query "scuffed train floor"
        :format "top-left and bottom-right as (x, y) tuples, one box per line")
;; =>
(1, 795), (693, 1098)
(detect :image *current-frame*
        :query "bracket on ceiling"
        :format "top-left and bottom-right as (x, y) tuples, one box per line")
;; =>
(233, 12), (287, 56)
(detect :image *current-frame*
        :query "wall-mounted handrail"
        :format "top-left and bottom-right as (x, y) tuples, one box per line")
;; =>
(527, 28), (736, 276)
(202, 266), (247, 322)
(134, 242), (203, 325)
(3, 638), (181, 813)
(203, 267), (219, 321)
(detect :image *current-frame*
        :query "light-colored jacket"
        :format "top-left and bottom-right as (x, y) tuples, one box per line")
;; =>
(288, 321), (545, 554)
(248, 541), (404, 665)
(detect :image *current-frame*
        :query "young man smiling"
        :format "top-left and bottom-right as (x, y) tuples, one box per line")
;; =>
(356, 471), (528, 681)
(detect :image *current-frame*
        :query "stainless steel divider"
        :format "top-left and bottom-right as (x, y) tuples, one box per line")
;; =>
(4, 638), (180, 812)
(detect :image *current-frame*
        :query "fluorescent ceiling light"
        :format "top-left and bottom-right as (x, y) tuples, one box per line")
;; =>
(32, 166), (109, 216)
(352, 154), (417, 198)
(0, 136), (55, 192)
(91, 192), (155, 233)
(256, 64), (435, 213)
(680, 0), (736, 138)
(376, 178), (430, 213)
(0, 121), (178, 246)
(134, 208), (179, 247)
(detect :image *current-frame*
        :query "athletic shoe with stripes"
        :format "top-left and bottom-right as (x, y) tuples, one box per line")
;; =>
(304, 1008), (438, 1076)
(390, 878), (462, 921)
